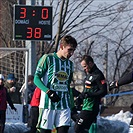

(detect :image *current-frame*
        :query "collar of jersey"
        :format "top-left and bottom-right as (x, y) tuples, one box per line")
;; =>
(54, 52), (68, 61)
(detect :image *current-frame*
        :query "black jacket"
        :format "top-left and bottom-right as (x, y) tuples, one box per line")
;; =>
(81, 64), (107, 111)
(118, 71), (133, 86)
(83, 64), (107, 98)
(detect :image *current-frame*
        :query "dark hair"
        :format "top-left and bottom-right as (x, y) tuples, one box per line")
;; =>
(80, 55), (94, 64)
(60, 35), (77, 48)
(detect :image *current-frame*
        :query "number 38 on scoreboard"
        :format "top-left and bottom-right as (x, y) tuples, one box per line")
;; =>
(13, 5), (52, 41)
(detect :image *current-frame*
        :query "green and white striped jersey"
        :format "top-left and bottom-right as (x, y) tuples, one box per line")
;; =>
(34, 52), (74, 110)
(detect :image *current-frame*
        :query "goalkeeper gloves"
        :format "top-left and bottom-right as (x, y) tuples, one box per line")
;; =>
(109, 81), (118, 91)
(46, 90), (61, 103)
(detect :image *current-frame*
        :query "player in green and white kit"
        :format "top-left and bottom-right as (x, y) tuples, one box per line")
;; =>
(34, 35), (77, 133)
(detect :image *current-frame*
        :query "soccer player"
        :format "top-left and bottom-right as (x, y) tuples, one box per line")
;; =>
(34, 35), (77, 133)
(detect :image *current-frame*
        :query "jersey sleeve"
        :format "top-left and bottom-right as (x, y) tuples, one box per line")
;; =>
(118, 71), (133, 86)
(90, 72), (107, 98)
(34, 54), (49, 93)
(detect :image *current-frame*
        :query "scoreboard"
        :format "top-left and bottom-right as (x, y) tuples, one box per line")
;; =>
(13, 5), (52, 40)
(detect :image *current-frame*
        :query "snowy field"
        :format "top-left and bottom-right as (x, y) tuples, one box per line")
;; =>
(4, 110), (132, 133)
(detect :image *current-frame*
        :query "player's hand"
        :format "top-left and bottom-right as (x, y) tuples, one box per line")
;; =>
(46, 90), (61, 103)
(109, 81), (118, 91)
(75, 96), (83, 108)
(74, 93), (85, 108)
(83, 92), (93, 98)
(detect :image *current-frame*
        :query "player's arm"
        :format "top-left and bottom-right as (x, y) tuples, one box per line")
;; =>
(83, 73), (107, 98)
(34, 55), (60, 103)
(34, 55), (49, 93)
(89, 73), (107, 98)
(118, 71), (133, 86)
(109, 71), (133, 91)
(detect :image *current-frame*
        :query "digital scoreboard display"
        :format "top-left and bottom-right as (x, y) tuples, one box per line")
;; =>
(13, 5), (52, 40)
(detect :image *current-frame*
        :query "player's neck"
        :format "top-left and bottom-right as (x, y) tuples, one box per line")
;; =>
(56, 51), (66, 60)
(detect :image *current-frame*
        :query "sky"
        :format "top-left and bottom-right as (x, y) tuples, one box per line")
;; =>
(4, 110), (132, 133)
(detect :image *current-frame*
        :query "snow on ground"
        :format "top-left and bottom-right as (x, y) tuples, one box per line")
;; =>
(4, 122), (29, 133)
(4, 110), (132, 133)
(97, 110), (132, 133)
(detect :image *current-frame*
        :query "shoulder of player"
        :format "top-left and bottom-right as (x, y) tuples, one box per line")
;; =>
(39, 53), (54, 61)
(92, 68), (105, 80)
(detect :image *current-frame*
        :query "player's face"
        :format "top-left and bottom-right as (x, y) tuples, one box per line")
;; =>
(62, 45), (76, 59)
(81, 60), (91, 73)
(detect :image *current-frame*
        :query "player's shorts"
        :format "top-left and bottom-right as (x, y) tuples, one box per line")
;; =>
(37, 108), (71, 130)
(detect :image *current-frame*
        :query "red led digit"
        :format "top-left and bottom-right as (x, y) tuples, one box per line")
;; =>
(34, 28), (41, 38)
(41, 8), (48, 19)
(27, 27), (32, 38)
(20, 8), (26, 18)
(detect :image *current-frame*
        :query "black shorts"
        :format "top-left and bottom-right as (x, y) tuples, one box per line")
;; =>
(75, 110), (98, 132)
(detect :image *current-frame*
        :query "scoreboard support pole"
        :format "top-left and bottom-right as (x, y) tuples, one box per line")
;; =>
(20, 0), (36, 123)
(26, 0), (36, 75)
(26, 40), (36, 75)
